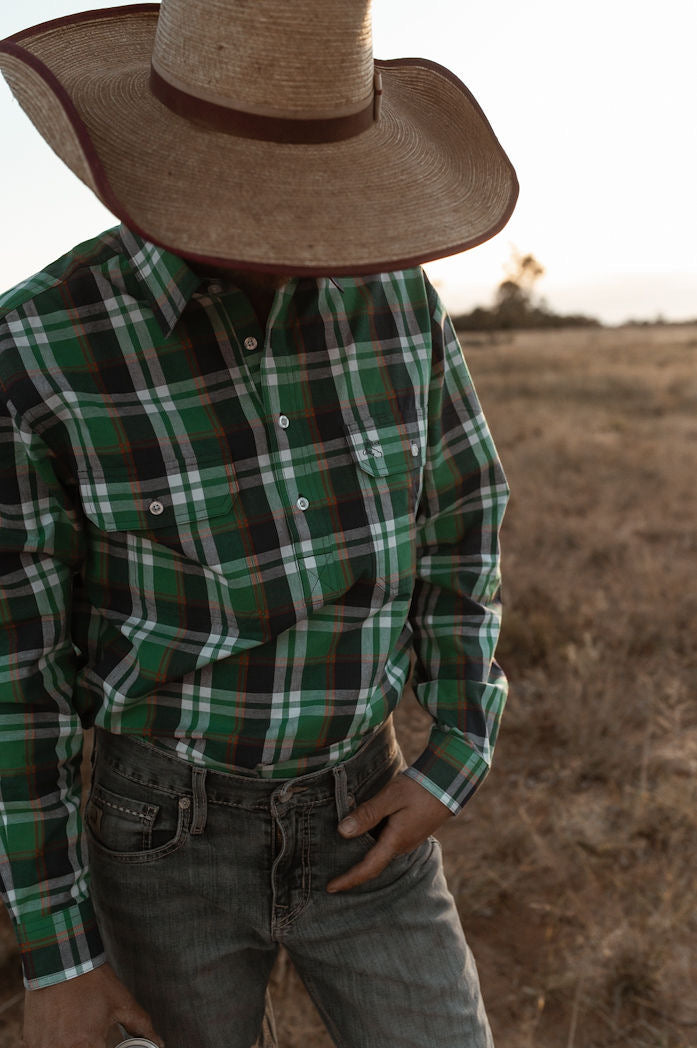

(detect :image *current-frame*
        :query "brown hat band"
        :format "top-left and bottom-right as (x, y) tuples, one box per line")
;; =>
(149, 66), (382, 144)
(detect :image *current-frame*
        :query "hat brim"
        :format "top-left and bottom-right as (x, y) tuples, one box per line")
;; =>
(0, 5), (519, 274)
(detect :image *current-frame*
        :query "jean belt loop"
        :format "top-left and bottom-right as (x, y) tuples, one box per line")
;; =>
(190, 766), (208, 835)
(333, 762), (349, 818)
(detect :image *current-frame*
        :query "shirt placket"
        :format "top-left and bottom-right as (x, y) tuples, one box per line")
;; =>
(260, 292), (332, 603)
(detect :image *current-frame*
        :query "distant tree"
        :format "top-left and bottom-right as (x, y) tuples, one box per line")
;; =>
(493, 250), (546, 327)
(502, 250), (546, 297)
(452, 249), (599, 331)
(494, 282), (529, 329)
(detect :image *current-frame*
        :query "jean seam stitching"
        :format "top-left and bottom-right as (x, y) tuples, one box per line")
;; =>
(99, 760), (185, 798)
(86, 802), (191, 864)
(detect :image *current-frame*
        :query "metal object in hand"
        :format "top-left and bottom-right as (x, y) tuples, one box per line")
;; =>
(107, 1023), (159, 1048)
(114, 1040), (159, 1048)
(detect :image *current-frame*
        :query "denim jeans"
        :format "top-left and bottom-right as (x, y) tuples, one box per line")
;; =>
(86, 720), (493, 1048)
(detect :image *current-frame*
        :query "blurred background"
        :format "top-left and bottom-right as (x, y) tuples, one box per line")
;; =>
(1, 3), (696, 1047)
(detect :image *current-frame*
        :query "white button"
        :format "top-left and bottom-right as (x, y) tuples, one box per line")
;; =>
(359, 448), (369, 458)
(148, 500), (164, 516)
(411, 441), (419, 457)
(244, 336), (258, 351)
(208, 283), (223, 295)
(279, 414), (290, 429)
(296, 496), (309, 511)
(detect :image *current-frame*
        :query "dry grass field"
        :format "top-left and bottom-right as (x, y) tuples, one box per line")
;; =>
(1, 324), (696, 1046)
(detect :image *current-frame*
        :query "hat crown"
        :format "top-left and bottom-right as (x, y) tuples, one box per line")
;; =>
(152, 0), (375, 119)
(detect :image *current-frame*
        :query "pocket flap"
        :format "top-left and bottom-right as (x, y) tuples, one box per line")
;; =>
(345, 412), (424, 478)
(77, 460), (236, 532)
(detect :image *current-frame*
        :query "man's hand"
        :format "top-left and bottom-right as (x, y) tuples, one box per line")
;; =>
(22, 962), (164, 1048)
(326, 773), (452, 892)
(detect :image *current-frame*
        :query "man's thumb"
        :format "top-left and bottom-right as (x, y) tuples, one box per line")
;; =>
(113, 1007), (165, 1048)
(338, 795), (385, 837)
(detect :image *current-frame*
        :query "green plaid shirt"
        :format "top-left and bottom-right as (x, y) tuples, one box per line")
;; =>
(0, 225), (508, 988)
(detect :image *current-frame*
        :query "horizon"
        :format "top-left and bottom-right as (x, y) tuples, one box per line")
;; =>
(1, 0), (696, 325)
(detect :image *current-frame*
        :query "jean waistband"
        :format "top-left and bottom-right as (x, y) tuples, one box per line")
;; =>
(92, 718), (401, 811)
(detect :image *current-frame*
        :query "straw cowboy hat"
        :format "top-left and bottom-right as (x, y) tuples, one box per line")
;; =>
(0, 0), (518, 274)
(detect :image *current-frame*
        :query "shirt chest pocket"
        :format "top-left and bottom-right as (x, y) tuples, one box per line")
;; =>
(76, 460), (236, 535)
(345, 408), (425, 511)
(332, 409), (425, 600)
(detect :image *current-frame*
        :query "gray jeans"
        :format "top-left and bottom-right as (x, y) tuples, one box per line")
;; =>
(87, 720), (493, 1048)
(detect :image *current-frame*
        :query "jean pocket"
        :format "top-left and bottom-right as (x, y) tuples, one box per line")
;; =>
(340, 752), (405, 853)
(85, 779), (191, 864)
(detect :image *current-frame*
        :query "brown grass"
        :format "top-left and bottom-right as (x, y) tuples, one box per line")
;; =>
(2, 325), (696, 1046)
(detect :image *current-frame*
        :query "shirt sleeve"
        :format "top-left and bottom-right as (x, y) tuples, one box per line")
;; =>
(404, 275), (509, 814)
(0, 388), (105, 988)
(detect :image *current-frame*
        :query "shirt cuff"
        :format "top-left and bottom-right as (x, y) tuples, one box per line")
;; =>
(403, 724), (491, 815)
(15, 898), (106, 990)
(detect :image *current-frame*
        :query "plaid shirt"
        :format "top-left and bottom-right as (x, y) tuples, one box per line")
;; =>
(0, 225), (508, 988)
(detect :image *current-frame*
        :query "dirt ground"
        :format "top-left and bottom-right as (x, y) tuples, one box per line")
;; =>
(2, 324), (696, 1047)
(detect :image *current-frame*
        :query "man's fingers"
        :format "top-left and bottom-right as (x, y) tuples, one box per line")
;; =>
(326, 837), (396, 893)
(330, 775), (451, 892)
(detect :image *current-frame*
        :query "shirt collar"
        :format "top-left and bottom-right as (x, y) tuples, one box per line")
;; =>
(115, 226), (345, 335)
(118, 225), (201, 337)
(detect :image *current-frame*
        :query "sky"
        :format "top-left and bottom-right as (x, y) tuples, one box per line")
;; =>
(1, 1), (696, 324)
